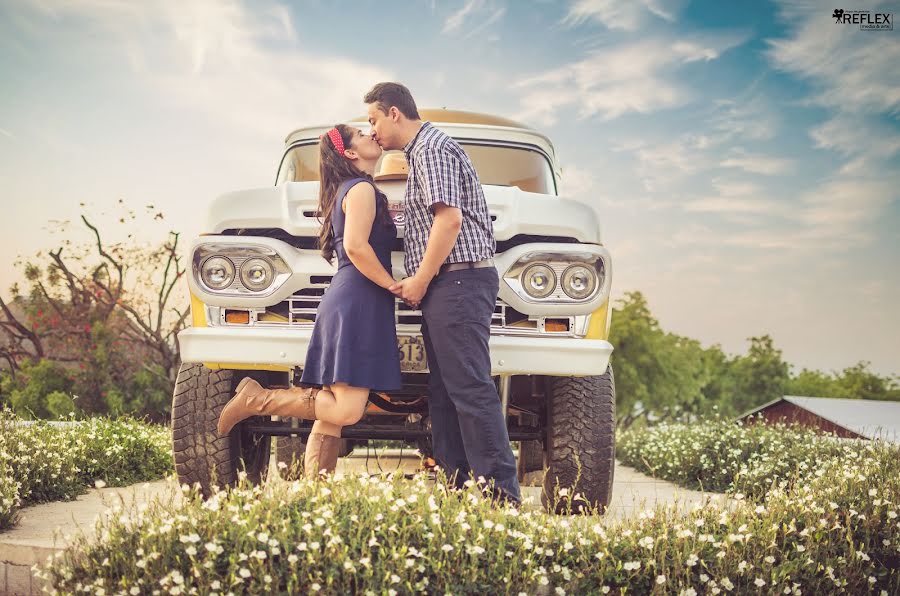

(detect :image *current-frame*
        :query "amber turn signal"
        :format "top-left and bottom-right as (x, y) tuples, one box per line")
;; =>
(544, 320), (568, 332)
(225, 310), (250, 324)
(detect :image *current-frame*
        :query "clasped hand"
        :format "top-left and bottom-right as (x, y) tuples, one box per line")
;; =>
(389, 275), (429, 309)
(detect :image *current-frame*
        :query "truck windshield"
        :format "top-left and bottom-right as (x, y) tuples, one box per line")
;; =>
(276, 142), (556, 195)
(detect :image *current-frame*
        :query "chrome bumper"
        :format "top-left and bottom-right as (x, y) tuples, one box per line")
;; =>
(178, 327), (612, 376)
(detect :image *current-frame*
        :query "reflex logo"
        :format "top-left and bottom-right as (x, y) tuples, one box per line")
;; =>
(832, 8), (893, 30)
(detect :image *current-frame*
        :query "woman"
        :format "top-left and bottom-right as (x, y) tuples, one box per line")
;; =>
(217, 124), (402, 476)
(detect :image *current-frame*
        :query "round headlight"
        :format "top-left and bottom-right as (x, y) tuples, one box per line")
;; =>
(561, 264), (597, 300)
(521, 264), (556, 299)
(240, 257), (275, 291)
(201, 256), (235, 290)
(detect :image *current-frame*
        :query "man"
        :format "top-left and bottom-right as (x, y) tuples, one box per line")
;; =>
(364, 82), (521, 505)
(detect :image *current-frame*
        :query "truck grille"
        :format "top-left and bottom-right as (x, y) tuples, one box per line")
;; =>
(270, 275), (507, 328)
(212, 275), (586, 337)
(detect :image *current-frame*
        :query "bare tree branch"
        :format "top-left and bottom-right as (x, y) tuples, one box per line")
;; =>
(0, 296), (43, 359)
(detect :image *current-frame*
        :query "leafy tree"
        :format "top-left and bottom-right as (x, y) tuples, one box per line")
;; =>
(697, 344), (737, 414)
(836, 362), (900, 401)
(786, 368), (841, 398)
(609, 294), (897, 425)
(724, 335), (790, 415)
(0, 204), (187, 420)
(609, 292), (707, 427)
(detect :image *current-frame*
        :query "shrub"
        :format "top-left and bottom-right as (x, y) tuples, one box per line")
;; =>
(43, 440), (899, 594)
(0, 454), (20, 530)
(617, 419), (857, 500)
(0, 410), (173, 531)
(0, 359), (76, 420)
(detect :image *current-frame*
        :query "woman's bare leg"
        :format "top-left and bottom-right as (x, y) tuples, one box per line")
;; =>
(305, 384), (369, 476)
(312, 383), (369, 428)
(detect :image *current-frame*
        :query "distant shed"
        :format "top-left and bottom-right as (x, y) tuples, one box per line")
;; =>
(738, 395), (900, 443)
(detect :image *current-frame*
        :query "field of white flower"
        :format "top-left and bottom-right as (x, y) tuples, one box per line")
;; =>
(617, 419), (876, 500)
(42, 423), (899, 594)
(0, 410), (172, 531)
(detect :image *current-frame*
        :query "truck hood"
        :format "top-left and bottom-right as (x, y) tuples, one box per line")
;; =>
(205, 181), (601, 244)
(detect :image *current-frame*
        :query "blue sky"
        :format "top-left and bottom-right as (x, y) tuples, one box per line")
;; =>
(1, 0), (898, 375)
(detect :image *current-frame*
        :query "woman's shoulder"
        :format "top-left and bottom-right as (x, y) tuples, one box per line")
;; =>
(343, 178), (378, 200)
(337, 176), (368, 193)
(338, 177), (378, 199)
(340, 178), (386, 216)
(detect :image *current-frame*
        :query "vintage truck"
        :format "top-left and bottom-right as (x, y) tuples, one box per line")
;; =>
(172, 109), (616, 512)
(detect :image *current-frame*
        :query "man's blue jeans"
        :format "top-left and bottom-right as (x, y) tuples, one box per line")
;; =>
(420, 266), (521, 504)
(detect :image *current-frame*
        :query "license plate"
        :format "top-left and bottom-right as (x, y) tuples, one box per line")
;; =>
(398, 335), (427, 372)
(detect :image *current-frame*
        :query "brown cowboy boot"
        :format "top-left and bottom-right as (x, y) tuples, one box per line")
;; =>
(217, 378), (318, 436)
(304, 432), (342, 477)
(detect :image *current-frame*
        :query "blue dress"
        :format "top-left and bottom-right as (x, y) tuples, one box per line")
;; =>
(301, 178), (402, 391)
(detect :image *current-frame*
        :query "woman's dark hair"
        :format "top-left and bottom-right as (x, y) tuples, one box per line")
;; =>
(318, 124), (390, 263)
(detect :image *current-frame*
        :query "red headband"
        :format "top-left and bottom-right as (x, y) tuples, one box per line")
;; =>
(326, 128), (345, 156)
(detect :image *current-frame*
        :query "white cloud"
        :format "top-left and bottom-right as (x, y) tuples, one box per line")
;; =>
(797, 177), (895, 241)
(559, 163), (595, 197)
(810, 116), (900, 160)
(12, 0), (392, 140)
(720, 148), (791, 175)
(684, 197), (782, 216)
(712, 97), (779, 141)
(767, 0), (900, 115)
(668, 222), (718, 247)
(562, 0), (687, 31)
(682, 178), (785, 217)
(443, 0), (481, 33)
(764, 0), (900, 249)
(515, 34), (744, 124)
(613, 133), (716, 194)
(677, 174), (895, 250)
(442, 0), (505, 38)
(766, 0), (900, 157)
(710, 178), (762, 197)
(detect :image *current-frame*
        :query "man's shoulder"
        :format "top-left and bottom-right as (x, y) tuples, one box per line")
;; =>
(417, 123), (456, 150)
(411, 126), (463, 163)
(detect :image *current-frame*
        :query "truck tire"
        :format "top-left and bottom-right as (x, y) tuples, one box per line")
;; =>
(516, 440), (544, 484)
(542, 367), (615, 514)
(172, 363), (271, 497)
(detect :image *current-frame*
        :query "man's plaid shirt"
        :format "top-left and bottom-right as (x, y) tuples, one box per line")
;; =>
(402, 122), (495, 277)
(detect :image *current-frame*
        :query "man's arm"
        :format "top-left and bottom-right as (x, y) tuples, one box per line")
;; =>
(390, 204), (461, 304)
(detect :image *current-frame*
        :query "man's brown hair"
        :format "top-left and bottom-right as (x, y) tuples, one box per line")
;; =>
(364, 82), (420, 120)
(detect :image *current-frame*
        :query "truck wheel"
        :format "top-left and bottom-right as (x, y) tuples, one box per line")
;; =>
(172, 363), (271, 497)
(516, 440), (544, 485)
(542, 367), (615, 514)
(275, 435), (306, 480)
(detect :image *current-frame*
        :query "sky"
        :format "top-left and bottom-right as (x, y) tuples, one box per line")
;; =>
(0, 0), (898, 376)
